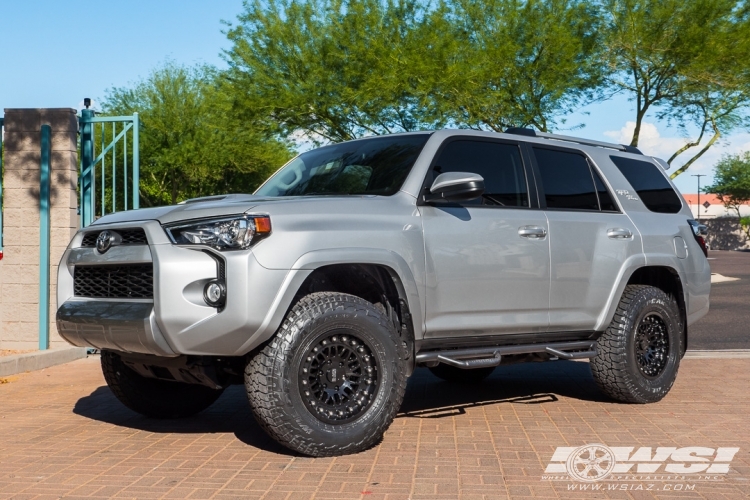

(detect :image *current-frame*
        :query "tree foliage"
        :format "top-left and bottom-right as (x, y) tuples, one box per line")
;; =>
(705, 152), (750, 223)
(223, 0), (605, 141)
(435, 0), (603, 132)
(223, 0), (441, 143)
(102, 62), (293, 206)
(602, 0), (750, 178)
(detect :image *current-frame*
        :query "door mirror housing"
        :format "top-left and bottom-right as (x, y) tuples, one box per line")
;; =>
(424, 172), (485, 203)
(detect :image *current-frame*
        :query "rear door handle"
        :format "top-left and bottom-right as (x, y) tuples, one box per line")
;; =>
(607, 228), (633, 239)
(518, 226), (547, 239)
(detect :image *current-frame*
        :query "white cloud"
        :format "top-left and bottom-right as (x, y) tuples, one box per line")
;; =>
(604, 121), (691, 162)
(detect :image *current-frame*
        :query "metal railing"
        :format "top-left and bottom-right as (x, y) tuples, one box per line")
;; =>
(79, 108), (140, 227)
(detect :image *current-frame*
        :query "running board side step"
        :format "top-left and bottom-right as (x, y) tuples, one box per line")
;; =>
(415, 340), (598, 369)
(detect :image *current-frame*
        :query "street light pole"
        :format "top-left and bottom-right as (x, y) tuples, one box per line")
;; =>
(692, 174), (706, 221)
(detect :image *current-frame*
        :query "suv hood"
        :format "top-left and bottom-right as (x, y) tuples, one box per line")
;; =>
(90, 193), (379, 226)
(90, 194), (268, 226)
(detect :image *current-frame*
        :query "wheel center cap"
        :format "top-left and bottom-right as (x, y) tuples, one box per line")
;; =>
(326, 366), (344, 384)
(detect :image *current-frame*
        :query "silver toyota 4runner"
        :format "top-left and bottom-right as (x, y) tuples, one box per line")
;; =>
(57, 129), (710, 456)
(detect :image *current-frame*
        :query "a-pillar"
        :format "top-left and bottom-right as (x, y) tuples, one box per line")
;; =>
(0, 109), (78, 350)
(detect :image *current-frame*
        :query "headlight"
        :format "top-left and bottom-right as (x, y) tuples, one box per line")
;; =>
(164, 215), (271, 250)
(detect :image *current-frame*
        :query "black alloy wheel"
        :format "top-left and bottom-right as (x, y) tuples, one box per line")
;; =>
(634, 313), (670, 378)
(299, 331), (379, 424)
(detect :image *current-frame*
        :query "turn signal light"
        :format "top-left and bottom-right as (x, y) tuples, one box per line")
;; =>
(253, 216), (271, 234)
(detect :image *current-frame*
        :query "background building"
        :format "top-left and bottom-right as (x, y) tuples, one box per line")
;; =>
(681, 194), (750, 220)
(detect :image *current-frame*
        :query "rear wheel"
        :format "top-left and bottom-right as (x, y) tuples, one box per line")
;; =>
(590, 285), (681, 403)
(428, 364), (495, 383)
(101, 350), (224, 418)
(246, 292), (407, 457)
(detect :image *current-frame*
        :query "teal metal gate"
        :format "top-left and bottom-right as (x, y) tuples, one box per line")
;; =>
(0, 107), (141, 350)
(79, 106), (140, 227)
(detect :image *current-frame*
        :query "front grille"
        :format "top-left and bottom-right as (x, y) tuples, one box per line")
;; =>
(74, 264), (153, 299)
(81, 228), (148, 247)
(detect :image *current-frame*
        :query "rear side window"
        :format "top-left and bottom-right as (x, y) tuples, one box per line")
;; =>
(533, 147), (599, 210)
(609, 156), (683, 213)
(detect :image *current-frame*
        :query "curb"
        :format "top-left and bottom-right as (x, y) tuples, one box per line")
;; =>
(684, 349), (750, 359)
(0, 347), (88, 377)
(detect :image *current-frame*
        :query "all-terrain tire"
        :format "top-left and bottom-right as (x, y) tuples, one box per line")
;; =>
(101, 350), (224, 418)
(246, 292), (408, 457)
(428, 364), (495, 383)
(590, 285), (681, 404)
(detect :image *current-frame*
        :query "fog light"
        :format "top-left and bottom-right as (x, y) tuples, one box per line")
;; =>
(203, 280), (226, 307)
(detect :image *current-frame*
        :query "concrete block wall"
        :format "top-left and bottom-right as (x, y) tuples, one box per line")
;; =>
(704, 218), (750, 251)
(1, 109), (78, 350)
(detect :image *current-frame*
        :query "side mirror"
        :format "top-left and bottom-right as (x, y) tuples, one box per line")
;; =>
(424, 172), (485, 203)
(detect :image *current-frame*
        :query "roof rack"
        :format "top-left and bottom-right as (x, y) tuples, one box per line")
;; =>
(504, 127), (643, 155)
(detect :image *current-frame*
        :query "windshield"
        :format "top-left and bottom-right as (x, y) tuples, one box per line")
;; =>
(255, 134), (431, 196)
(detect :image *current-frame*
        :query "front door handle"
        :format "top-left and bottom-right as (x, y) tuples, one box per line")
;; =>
(518, 226), (547, 239)
(607, 228), (633, 239)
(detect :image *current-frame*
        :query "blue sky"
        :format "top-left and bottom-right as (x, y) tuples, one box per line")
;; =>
(3, 0), (748, 195)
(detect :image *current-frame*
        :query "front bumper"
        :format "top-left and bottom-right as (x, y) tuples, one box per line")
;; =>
(57, 301), (174, 356)
(56, 220), (292, 357)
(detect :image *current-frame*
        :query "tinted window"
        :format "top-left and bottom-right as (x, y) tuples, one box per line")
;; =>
(534, 148), (599, 210)
(255, 134), (430, 196)
(592, 168), (618, 212)
(429, 140), (528, 207)
(609, 156), (682, 213)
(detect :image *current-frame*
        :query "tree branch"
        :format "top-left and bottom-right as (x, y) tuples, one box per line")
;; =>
(670, 119), (720, 179)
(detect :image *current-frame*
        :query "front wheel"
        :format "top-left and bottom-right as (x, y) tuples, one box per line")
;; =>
(246, 292), (408, 457)
(590, 285), (681, 403)
(101, 350), (224, 418)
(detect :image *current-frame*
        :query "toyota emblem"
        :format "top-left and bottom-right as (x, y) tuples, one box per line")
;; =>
(95, 230), (114, 254)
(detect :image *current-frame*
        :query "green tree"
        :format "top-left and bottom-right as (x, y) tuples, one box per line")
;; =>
(223, 0), (605, 142)
(705, 152), (750, 239)
(224, 0), (440, 143)
(434, 0), (604, 132)
(602, 0), (750, 178)
(102, 62), (293, 206)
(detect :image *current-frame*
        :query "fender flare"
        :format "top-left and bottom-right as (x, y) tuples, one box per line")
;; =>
(595, 253), (688, 332)
(241, 248), (424, 354)
(595, 253), (646, 331)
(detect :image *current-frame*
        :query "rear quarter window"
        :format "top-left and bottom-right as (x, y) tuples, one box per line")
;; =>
(609, 156), (683, 213)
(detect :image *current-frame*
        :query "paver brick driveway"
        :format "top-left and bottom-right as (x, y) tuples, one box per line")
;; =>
(0, 356), (748, 499)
